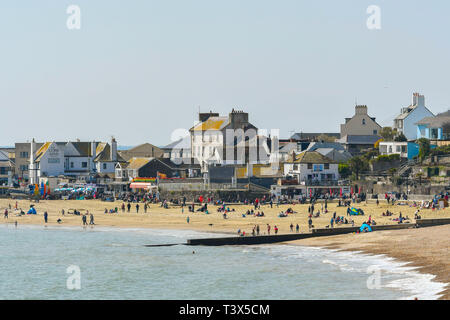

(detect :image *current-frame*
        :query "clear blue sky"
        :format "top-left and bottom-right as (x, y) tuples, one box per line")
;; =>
(1, 0), (449, 146)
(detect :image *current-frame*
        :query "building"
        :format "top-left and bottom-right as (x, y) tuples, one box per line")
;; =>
(379, 141), (420, 160)
(337, 135), (382, 156)
(283, 150), (339, 184)
(115, 157), (201, 182)
(14, 141), (44, 181)
(306, 142), (352, 162)
(28, 138), (124, 184)
(0, 150), (14, 186)
(416, 110), (450, 141)
(340, 105), (382, 137)
(394, 93), (434, 140)
(161, 136), (192, 162)
(118, 143), (164, 161)
(189, 109), (267, 170)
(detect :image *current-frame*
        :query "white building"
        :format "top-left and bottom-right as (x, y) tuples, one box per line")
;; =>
(283, 150), (339, 184)
(394, 92), (434, 141)
(29, 138), (124, 184)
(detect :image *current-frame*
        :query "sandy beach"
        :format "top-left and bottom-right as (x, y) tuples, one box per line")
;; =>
(1, 198), (449, 299)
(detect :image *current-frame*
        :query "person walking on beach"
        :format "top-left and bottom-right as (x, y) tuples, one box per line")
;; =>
(330, 217), (334, 228)
(136, 204), (139, 213)
(267, 224), (271, 235)
(61, 209), (65, 216)
(127, 203), (131, 213)
(256, 225), (260, 235)
(290, 223), (294, 232)
(144, 203), (148, 213)
(4, 209), (8, 219)
(82, 214), (87, 226)
(274, 225), (278, 234)
(121, 203), (125, 213)
(308, 217), (312, 230)
(44, 211), (48, 224)
(89, 213), (95, 225)
(187, 216), (190, 224)
(296, 224), (299, 233)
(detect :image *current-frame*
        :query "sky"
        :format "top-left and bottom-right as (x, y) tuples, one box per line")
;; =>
(1, 0), (450, 147)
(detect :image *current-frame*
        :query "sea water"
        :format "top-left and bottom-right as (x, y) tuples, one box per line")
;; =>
(0, 224), (446, 300)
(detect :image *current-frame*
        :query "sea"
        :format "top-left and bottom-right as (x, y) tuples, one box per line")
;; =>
(0, 224), (446, 300)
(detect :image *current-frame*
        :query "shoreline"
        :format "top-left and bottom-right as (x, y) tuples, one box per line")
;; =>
(3, 220), (448, 300)
(287, 224), (450, 300)
(2, 199), (449, 300)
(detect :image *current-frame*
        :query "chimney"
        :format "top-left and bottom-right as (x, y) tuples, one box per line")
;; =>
(110, 137), (117, 162)
(199, 111), (219, 122)
(355, 105), (368, 115)
(229, 109), (249, 128)
(91, 141), (96, 158)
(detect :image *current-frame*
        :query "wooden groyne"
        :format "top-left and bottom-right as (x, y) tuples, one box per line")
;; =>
(185, 218), (450, 246)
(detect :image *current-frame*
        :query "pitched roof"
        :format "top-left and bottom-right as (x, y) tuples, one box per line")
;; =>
(71, 142), (92, 157)
(287, 150), (336, 164)
(34, 142), (52, 162)
(191, 116), (229, 131)
(126, 157), (153, 170)
(416, 115), (450, 128)
(338, 135), (382, 145)
(93, 143), (126, 163)
(0, 150), (9, 161)
(161, 136), (191, 150)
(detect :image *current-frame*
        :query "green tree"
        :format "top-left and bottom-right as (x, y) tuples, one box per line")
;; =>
(417, 138), (431, 160)
(394, 132), (407, 142)
(380, 127), (397, 141)
(348, 156), (369, 180)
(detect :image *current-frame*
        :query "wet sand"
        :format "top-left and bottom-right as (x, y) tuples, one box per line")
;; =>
(289, 225), (450, 300)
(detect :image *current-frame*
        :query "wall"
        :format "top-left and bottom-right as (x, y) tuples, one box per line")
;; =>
(403, 106), (434, 140)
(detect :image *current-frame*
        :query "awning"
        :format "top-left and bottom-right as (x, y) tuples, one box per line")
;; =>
(129, 182), (155, 190)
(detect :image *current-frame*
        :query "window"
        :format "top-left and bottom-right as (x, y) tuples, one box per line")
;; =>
(307, 163), (312, 170)
(82, 162), (88, 168)
(20, 151), (29, 158)
(324, 163), (329, 170)
(20, 165), (28, 171)
(0, 168), (6, 174)
(70, 162), (74, 168)
(103, 163), (107, 170)
(362, 119), (366, 125)
(293, 164), (298, 171)
(373, 130), (377, 135)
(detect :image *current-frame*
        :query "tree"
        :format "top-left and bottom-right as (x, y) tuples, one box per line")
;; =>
(417, 138), (431, 160)
(348, 156), (369, 180)
(394, 132), (407, 142)
(316, 134), (337, 142)
(380, 127), (397, 141)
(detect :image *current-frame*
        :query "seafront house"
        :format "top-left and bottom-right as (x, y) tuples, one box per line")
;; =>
(28, 137), (125, 184)
(283, 150), (339, 184)
(189, 109), (268, 170)
(416, 110), (450, 145)
(0, 150), (14, 186)
(338, 105), (382, 155)
(270, 150), (343, 200)
(394, 93), (434, 141)
(378, 141), (420, 160)
(14, 141), (44, 181)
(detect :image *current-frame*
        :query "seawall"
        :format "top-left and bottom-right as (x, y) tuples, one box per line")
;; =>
(186, 218), (450, 246)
